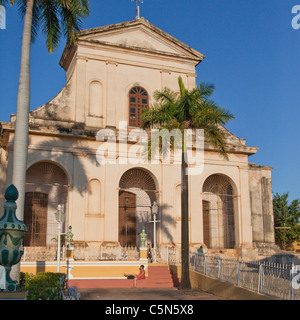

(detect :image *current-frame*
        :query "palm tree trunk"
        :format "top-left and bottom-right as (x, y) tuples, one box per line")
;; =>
(11, 0), (34, 283)
(180, 150), (191, 290)
(12, 0), (34, 221)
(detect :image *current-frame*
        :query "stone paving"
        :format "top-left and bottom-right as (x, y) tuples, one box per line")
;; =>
(78, 287), (226, 300)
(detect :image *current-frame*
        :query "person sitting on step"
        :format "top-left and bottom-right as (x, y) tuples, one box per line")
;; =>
(124, 265), (145, 287)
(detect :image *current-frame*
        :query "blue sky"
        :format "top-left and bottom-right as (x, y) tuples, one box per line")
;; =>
(0, 0), (299, 201)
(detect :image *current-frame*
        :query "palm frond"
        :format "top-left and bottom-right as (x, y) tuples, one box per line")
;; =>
(204, 124), (229, 160)
(0, 0), (15, 7)
(198, 82), (215, 98)
(177, 76), (186, 97)
(153, 87), (177, 104)
(142, 103), (176, 129)
(40, 0), (61, 52)
(59, 0), (90, 44)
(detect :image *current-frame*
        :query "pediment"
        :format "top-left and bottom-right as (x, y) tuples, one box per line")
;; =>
(78, 19), (204, 60)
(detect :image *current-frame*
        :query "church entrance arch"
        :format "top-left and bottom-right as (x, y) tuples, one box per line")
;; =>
(202, 174), (236, 249)
(24, 161), (68, 247)
(118, 168), (158, 247)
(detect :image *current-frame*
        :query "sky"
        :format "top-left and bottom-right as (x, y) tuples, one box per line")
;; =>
(0, 0), (299, 201)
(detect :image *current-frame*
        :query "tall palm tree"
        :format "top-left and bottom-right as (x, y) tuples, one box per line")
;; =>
(0, 0), (89, 221)
(0, 0), (89, 283)
(142, 76), (234, 289)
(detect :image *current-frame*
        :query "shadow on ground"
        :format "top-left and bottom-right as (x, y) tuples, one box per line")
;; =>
(78, 287), (226, 300)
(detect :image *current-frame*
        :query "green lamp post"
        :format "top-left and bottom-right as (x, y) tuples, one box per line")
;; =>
(0, 185), (27, 291)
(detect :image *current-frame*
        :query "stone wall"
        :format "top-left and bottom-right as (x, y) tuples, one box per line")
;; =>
(248, 163), (275, 246)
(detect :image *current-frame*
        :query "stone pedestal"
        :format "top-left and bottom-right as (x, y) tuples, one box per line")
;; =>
(139, 247), (147, 262)
(66, 246), (74, 261)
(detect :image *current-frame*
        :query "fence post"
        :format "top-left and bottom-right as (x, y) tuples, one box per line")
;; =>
(204, 255), (208, 275)
(192, 253), (195, 270)
(258, 263), (264, 294)
(290, 263), (296, 300)
(218, 257), (222, 280)
(237, 259), (241, 286)
(166, 247), (169, 265)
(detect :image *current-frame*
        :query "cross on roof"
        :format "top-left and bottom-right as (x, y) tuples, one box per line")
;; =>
(132, 0), (144, 20)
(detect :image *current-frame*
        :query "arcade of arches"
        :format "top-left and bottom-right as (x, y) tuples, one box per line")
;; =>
(22, 162), (241, 252)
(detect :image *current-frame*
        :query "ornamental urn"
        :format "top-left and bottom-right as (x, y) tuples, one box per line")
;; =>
(0, 185), (28, 291)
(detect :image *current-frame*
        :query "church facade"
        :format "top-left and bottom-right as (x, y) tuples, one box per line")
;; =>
(0, 18), (277, 258)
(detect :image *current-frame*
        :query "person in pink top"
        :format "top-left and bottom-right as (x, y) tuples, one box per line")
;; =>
(124, 265), (145, 287)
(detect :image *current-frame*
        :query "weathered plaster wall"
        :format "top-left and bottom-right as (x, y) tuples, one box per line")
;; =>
(248, 163), (275, 244)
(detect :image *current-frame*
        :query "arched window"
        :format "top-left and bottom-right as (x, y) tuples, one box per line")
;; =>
(129, 86), (148, 127)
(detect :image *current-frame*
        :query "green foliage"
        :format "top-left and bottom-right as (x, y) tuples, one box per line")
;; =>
(273, 192), (300, 250)
(0, 0), (90, 52)
(20, 272), (66, 300)
(142, 76), (235, 160)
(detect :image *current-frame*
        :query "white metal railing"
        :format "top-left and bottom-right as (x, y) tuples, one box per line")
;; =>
(73, 245), (139, 261)
(160, 247), (300, 300)
(21, 245), (139, 262)
(21, 246), (59, 262)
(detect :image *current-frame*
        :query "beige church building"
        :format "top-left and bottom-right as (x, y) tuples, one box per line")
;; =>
(0, 18), (277, 259)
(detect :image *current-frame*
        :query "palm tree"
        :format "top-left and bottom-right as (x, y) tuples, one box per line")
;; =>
(0, 0), (89, 221)
(142, 76), (234, 289)
(0, 0), (89, 283)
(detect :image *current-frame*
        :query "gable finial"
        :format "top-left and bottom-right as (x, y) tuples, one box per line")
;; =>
(131, 0), (144, 20)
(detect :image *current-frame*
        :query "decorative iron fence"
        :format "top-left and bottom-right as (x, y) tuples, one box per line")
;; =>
(190, 253), (300, 300)
(160, 247), (300, 300)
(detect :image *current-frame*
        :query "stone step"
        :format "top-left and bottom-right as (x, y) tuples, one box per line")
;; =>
(136, 280), (174, 288)
(68, 279), (134, 289)
(148, 266), (170, 273)
(148, 271), (172, 277)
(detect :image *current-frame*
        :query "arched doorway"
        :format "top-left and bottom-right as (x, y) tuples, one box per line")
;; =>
(118, 168), (157, 247)
(24, 161), (68, 246)
(202, 174), (236, 249)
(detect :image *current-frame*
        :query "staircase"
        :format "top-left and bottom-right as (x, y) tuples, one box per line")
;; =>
(135, 265), (175, 288)
(68, 265), (177, 289)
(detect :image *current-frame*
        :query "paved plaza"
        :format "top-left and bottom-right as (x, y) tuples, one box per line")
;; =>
(78, 287), (226, 300)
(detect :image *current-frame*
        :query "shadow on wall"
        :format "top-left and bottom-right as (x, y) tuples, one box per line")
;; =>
(159, 203), (176, 246)
(26, 137), (100, 195)
(3, 133), (179, 245)
(259, 253), (300, 266)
